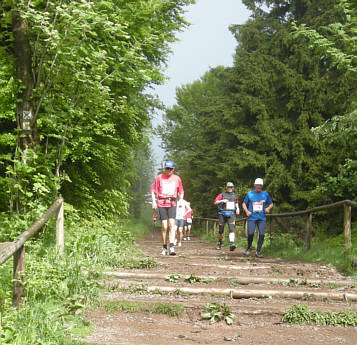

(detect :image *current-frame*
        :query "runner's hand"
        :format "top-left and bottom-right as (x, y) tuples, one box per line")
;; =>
(152, 201), (157, 210)
(222, 199), (228, 203)
(246, 211), (252, 217)
(236, 210), (240, 215)
(265, 208), (270, 214)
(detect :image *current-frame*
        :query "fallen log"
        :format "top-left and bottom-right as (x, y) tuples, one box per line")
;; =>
(104, 271), (356, 288)
(142, 285), (357, 302)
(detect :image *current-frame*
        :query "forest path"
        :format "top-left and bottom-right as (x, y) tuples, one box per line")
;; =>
(82, 229), (357, 345)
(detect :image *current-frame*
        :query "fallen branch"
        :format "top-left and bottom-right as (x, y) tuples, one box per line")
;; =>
(104, 271), (356, 288)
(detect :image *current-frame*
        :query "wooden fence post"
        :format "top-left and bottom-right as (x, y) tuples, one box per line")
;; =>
(269, 217), (273, 242)
(13, 245), (25, 307)
(213, 221), (217, 235)
(344, 203), (352, 258)
(304, 213), (312, 251)
(206, 220), (209, 235)
(56, 200), (64, 254)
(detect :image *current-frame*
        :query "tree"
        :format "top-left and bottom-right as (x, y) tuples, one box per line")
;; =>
(292, 0), (357, 200)
(161, 0), (355, 217)
(0, 0), (194, 216)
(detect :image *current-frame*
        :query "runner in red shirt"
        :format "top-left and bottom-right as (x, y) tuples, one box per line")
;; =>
(184, 203), (193, 241)
(151, 161), (184, 256)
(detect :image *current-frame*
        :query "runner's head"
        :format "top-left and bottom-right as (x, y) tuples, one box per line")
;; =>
(163, 161), (175, 176)
(254, 178), (263, 192)
(226, 182), (234, 192)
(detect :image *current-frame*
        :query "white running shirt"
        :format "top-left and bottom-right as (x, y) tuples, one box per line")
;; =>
(176, 199), (187, 220)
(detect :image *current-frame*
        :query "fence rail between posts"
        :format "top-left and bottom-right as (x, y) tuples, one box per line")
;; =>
(0, 198), (64, 307)
(193, 216), (248, 236)
(194, 200), (357, 256)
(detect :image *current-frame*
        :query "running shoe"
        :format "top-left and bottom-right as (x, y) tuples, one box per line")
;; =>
(216, 243), (221, 250)
(244, 249), (250, 256)
(229, 243), (236, 251)
(178, 242), (182, 247)
(255, 251), (263, 258)
(187, 237), (191, 241)
(161, 248), (167, 256)
(169, 247), (176, 256)
(183, 237), (187, 241)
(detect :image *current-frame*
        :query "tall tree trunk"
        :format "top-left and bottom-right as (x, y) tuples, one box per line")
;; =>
(12, 9), (38, 156)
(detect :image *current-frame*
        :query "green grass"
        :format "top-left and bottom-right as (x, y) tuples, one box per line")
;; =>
(0, 208), (152, 344)
(194, 223), (357, 276)
(117, 257), (158, 269)
(283, 304), (357, 327)
(103, 300), (184, 317)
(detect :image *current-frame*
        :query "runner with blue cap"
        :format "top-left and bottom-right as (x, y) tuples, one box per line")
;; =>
(151, 161), (184, 256)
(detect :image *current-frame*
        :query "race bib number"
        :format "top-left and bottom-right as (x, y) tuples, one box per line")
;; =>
(253, 201), (264, 212)
(161, 180), (176, 196)
(186, 218), (192, 224)
(226, 201), (235, 210)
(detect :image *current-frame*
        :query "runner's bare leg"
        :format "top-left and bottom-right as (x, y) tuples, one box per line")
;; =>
(178, 227), (183, 243)
(161, 220), (168, 245)
(168, 218), (176, 244)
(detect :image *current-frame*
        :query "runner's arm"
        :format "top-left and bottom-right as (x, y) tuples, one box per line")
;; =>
(242, 202), (251, 216)
(235, 197), (240, 215)
(265, 202), (274, 213)
(214, 194), (227, 205)
(151, 191), (158, 210)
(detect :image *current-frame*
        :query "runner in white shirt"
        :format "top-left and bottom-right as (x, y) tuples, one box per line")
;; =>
(175, 199), (191, 247)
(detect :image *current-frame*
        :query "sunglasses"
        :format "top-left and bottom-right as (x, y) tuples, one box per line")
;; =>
(165, 167), (174, 170)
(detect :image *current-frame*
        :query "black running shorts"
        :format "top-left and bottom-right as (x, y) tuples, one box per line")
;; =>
(158, 206), (176, 220)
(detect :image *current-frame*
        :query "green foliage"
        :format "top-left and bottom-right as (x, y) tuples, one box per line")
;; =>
(257, 225), (357, 275)
(283, 304), (357, 327)
(292, 0), (357, 201)
(166, 273), (181, 283)
(118, 257), (158, 269)
(0, 0), (194, 216)
(0, 214), (150, 344)
(184, 274), (213, 284)
(103, 300), (184, 318)
(161, 0), (356, 217)
(201, 303), (235, 325)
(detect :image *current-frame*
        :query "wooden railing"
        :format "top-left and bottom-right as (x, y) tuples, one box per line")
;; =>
(0, 198), (64, 307)
(194, 200), (356, 257)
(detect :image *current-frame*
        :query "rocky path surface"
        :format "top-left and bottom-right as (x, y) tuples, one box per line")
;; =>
(83, 230), (357, 345)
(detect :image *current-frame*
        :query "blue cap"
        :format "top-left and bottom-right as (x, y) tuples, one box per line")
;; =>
(164, 161), (175, 169)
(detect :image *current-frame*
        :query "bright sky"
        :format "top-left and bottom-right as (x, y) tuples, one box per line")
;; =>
(151, 0), (250, 167)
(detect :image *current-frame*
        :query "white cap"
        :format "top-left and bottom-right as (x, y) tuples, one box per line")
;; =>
(226, 182), (234, 187)
(254, 178), (264, 185)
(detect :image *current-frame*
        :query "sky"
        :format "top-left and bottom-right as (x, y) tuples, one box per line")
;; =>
(151, 0), (251, 167)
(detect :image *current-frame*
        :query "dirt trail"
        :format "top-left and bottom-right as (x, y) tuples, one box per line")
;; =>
(83, 230), (357, 345)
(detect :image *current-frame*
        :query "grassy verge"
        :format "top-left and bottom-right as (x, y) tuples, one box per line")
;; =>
(193, 222), (357, 276)
(103, 300), (184, 317)
(283, 304), (357, 327)
(0, 206), (151, 345)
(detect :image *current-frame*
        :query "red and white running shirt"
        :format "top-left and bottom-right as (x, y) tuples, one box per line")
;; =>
(151, 174), (184, 208)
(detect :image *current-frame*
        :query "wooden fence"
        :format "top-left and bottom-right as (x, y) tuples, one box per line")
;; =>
(194, 199), (357, 257)
(0, 198), (64, 307)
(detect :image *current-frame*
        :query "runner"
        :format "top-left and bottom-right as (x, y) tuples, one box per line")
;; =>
(214, 182), (240, 251)
(184, 202), (193, 241)
(175, 199), (191, 246)
(242, 178), (273, 258)
(151, 161), (184, 256)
